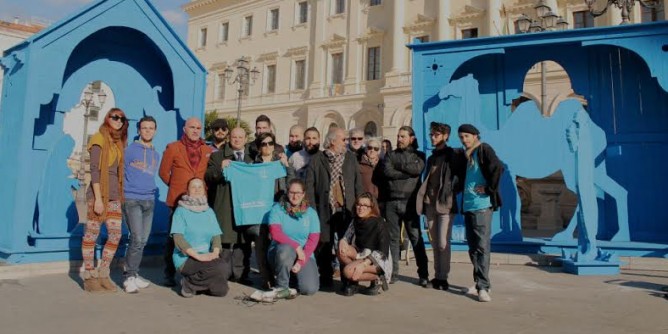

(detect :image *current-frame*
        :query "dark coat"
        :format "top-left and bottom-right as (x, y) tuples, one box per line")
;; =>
(305, 150), (364, 243)
(453, 143), (504, 211)
(416, 145), (458, 215)
(380, 146), (426, 202)
(205, 143), (253, 244)
(359, 157), (382, 200)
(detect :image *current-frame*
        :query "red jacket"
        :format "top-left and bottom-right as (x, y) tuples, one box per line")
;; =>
(159, 141), (213, 207)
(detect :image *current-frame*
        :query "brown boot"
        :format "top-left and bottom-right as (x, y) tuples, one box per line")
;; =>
(82, 270), (104, 292)
(97, 267), (117, 292)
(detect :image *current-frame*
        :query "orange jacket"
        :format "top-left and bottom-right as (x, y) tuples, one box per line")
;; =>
(159, 141), (213, 207)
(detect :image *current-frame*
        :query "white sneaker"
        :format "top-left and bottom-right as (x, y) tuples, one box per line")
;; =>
(123, 277), (139, 294)
(466, 285), (478, 295)
(478, 289), (492, 302)
(134, 276), (150, 289)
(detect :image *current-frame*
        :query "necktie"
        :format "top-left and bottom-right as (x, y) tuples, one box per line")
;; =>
(236, 151), (243, 161)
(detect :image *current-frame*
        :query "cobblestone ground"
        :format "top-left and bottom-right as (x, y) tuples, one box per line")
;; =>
(1, 262), (667, 334)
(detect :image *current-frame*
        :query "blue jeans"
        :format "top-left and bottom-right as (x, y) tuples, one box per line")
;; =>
(123, 199), (155, 278)
(269, 244), (319, 295)
(464, 208), (492, 291)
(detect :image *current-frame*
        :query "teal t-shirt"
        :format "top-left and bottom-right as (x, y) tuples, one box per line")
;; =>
(268, 204), (320, 260)
(463, 151), (492, 212)
(223, 161), (287, 226)
(170, 206), (223, 269)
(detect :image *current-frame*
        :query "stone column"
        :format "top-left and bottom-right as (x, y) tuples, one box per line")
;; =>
(390, 0), (406, 73)
(487, 0), (502, 36)
(437, 0), (451, 41)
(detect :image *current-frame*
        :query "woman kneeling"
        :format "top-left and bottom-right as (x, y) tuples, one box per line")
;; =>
(338, 193), (392, 296)
(171, 178), (229, 298)
(268, 179), (320, 295)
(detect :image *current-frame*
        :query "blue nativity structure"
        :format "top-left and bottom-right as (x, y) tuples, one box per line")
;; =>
(0, 0), (206, 263)
(410, 22), (668, 274)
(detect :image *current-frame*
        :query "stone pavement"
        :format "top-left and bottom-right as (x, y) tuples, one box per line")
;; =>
(1, 259), (667, 334)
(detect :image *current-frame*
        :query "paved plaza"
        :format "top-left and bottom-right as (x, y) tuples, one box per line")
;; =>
(1, 258), (667, 334)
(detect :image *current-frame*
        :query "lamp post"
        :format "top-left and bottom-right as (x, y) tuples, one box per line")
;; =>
(76, 83), (107, 214)
(516, 1), (569, 115)
(223, 58), (260, 124)
(585, 0), (662, 24)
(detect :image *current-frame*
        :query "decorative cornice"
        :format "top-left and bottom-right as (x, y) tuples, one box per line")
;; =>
(321, 33), (347, 49)
(284, 46), (309, 57)
(403, 14), (436, 35)
(449, 5), (486, 24)
(182, 0), (218, 13)
(256, 51), (279, 62)
(356, 26), (385, 43)
(209, 61), (228, 71)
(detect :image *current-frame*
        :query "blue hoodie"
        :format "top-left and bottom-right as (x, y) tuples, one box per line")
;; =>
(124, 141), (160, 200)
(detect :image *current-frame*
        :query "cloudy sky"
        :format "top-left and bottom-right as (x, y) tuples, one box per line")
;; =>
(0, 0), (190, 38)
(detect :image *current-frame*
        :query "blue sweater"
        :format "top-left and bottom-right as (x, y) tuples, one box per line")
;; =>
(124, 141), (160, 200)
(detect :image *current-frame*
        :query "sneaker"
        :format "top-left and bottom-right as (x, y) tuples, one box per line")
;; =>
(478, 289), (492, 302)
(418, 278), (429, 288)
(134, 276), (150, 289)
(180, 278), (194, 298)
(123, 277), (139, 294)
(432, 279), (449, 291)
(466, 285), (478, 295)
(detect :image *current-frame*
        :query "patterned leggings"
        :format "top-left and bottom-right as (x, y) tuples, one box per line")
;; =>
(81, 219), (123, 271)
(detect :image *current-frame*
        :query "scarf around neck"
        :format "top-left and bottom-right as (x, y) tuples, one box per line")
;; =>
(281, 198), (309, 219)
(178, 195), (209, 212)
(353, 216), (382, 251)
(181, 134), (205, 170)
(324, 149), (346, 210)
(465, 141), (482, 166)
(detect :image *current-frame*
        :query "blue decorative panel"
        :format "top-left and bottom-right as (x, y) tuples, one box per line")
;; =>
(0, 0), (205, 263)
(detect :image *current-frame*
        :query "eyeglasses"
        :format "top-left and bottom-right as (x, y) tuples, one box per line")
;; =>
(356, 203), (372, 208)
(109, 115), (127, 123)
(260, 141), (275, 147)
(288, 191), (304, 195)
(350, 137), (364, 141)
(367, 146), (380, 152)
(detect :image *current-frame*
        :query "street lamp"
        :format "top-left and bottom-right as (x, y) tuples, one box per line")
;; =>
(515, 2), (570, 115)
(76, 83), (106, 216)
(223, 58), (260, 124)
(585, 0), (662, 24)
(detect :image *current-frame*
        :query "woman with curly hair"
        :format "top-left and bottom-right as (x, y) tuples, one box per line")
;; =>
(80, 108), (129, 292)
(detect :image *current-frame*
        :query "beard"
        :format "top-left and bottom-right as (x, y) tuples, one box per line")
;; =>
(306, 143), (320, 155)
(287, 141), (303, 153)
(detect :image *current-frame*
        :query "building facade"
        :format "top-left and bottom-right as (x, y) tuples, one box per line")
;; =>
(184, 0), (666, 142)
(184, 0), (665, 239)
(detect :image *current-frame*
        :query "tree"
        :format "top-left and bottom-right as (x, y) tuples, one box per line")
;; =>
(204, 110), (253, 143)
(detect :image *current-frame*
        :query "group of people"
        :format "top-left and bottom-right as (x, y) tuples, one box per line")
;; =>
(80, 109), (503, 303)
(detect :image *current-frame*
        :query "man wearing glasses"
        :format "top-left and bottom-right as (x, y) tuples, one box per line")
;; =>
(208, 118), (229, 152)
(348, 128), (366, 162)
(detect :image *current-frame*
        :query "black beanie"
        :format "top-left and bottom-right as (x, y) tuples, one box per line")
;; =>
(458, 123), (480, 135)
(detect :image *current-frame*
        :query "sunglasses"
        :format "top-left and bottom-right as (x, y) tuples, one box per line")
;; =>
(109, 115), (127, 123)
(367, 146), (380, 151)
(260, 141), (275, 147)
(213, 127), (228, 132)
(350, 137), (364, 141)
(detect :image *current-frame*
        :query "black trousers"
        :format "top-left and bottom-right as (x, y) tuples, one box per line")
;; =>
(180, 257), (230, 297)
(163, 208), (176, 279)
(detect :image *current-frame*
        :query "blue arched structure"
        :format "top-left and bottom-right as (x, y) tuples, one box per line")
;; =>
(0, 0), (206, 263)
(410, 22), (668, 274)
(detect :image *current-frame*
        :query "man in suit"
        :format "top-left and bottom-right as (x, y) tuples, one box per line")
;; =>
(205, 127), (253, 284)
(159, 117), (213, 286)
